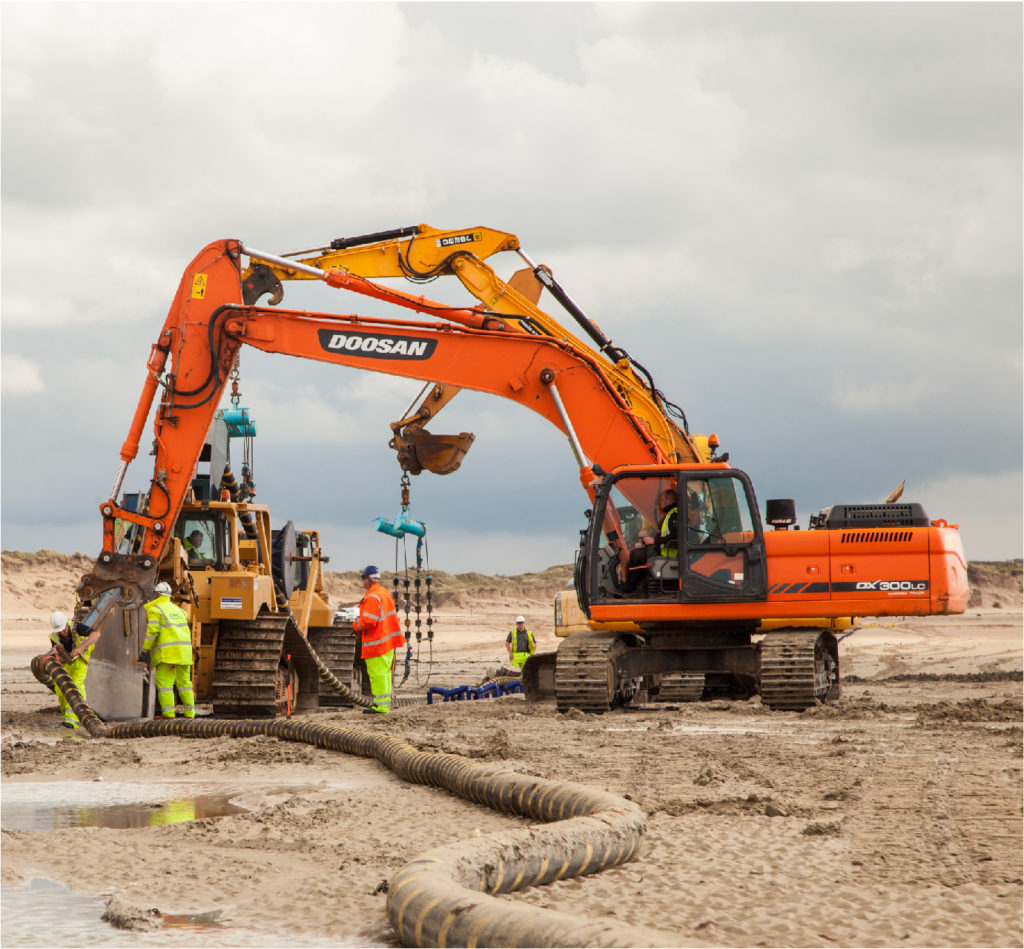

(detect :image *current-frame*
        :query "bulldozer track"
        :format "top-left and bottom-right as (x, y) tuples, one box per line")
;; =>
(308, 620), (361, 707)
(213, 612), (321, 717)
(654, 673), (706, 702)
(554, 632), (628, 713)
(759, 629), (840, 710)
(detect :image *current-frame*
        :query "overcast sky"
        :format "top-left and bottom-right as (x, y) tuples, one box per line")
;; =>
(2, 2), (1021, 578)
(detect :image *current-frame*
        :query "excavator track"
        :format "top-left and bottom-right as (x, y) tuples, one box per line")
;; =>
(554, 632), (631, 713)
(758, 629), (840, 711)
(653, 673), (706, 703)
(308, 620), (361, 707)
(213, 612), (320, 717)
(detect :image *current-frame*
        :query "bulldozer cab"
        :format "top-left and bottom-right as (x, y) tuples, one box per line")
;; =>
(580, 466), (768, 610)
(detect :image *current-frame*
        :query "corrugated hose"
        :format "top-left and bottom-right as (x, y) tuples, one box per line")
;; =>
(31, 654), (678, 948)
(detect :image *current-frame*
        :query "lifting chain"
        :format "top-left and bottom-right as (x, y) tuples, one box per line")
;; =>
(229, 356), (242, 408)
(391, 474), (433, 689)
(226, 357), (255, 499)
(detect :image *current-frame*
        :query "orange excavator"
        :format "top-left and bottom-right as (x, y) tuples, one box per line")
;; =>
(75, 233), (969, 717)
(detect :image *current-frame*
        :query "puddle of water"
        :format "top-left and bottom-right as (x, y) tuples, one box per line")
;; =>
(1, 877), (372, 947)
(0, 780), (253, 831)
(0, 779), (347, 832)
(3, 793), (245, 831)
(2, 878), (139, 948)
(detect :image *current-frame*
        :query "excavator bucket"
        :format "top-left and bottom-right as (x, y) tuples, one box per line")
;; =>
(392, 428), (476, 476)
(507, 267), (544, 306)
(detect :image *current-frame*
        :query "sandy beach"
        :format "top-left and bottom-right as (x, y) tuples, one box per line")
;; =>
(2, 554), (1021, 947)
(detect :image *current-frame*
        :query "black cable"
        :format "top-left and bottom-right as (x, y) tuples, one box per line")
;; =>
(144, 479), (173, 522)
(163, 306), (238, 408)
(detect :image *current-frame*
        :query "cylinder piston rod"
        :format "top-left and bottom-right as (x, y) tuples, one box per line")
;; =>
(541, 369), (588, 470)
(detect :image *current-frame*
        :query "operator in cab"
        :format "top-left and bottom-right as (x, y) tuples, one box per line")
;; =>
(139, 581), (195, 719)
(622, 486), (678, 593)
(42, 610), (101, 730)
(182, 529), (204, 558)
(353, 565), (405, 714)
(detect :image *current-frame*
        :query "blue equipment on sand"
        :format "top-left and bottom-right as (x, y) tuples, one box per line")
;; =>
(426, 680), (524, 704)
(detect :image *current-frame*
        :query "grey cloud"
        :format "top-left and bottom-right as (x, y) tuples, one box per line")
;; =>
(1, 1), (1019, 568)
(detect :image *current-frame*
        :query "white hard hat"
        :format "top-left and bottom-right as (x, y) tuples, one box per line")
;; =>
(154, 581), (172, 596)
(50, 611), (68, 631)
(515, 615), (526, 624)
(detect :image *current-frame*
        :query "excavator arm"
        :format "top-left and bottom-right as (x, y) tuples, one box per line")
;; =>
(78, 241), (247, 605)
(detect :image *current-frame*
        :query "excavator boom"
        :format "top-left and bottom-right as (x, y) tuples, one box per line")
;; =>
(242, 224), (708, 468)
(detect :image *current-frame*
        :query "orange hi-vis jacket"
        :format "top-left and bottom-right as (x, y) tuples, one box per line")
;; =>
(354, 581), (404, 658)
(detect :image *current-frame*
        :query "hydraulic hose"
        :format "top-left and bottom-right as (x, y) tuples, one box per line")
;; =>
(33, 655), (675, 948)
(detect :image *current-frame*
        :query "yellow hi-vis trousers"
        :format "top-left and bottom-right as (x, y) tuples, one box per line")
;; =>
(364, 652), (395, 713)
(57, 657), (89, 727)
(154, 663), (195, 718)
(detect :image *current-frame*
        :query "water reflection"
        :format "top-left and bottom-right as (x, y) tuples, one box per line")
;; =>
(1, 784), (246, 831)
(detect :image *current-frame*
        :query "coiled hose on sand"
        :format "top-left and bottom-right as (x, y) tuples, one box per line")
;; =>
(32, 655), (676, 948)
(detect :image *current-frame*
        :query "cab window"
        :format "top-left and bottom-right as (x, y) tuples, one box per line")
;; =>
(176, 518), (225, 568)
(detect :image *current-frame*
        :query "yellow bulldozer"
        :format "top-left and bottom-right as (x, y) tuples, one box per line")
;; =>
(77, 411), (362, 719)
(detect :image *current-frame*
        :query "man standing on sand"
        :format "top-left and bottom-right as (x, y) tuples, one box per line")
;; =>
(42, 610), (100, 730)
(505, 615), (536, 670)
(353, 565), (405, 714)
(139, 581), (195, 719)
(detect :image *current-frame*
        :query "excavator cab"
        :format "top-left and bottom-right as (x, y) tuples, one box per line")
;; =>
(580, 466), (768, 612)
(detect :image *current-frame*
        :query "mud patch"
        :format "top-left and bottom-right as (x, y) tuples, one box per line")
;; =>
(101, 896), (161, 932)
(913, 698), (1023, 724)
(802, 821), (843, 837)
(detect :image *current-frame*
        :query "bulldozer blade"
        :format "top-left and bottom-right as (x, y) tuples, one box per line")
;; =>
(392, 429), (475, 476)
(521, 651), (557, 702)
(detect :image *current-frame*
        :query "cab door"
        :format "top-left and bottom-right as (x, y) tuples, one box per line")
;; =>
(678, 472), (767, 601)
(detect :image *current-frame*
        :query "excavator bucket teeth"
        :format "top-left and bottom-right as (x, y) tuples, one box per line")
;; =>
(393, 429), (475, 476)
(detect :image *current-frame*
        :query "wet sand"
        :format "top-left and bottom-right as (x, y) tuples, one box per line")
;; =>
(2, 586), (1022, 946)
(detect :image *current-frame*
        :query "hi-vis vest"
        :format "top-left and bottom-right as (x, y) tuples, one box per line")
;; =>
(660, 507), (678, 556)
(143, 596), (193, 665)
(355, 582), (404, 658)
(508, 628), (536, 665)
(50, 622), (95, 666)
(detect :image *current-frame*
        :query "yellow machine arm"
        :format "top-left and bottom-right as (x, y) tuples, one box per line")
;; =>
(240, 223), (712, 469)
